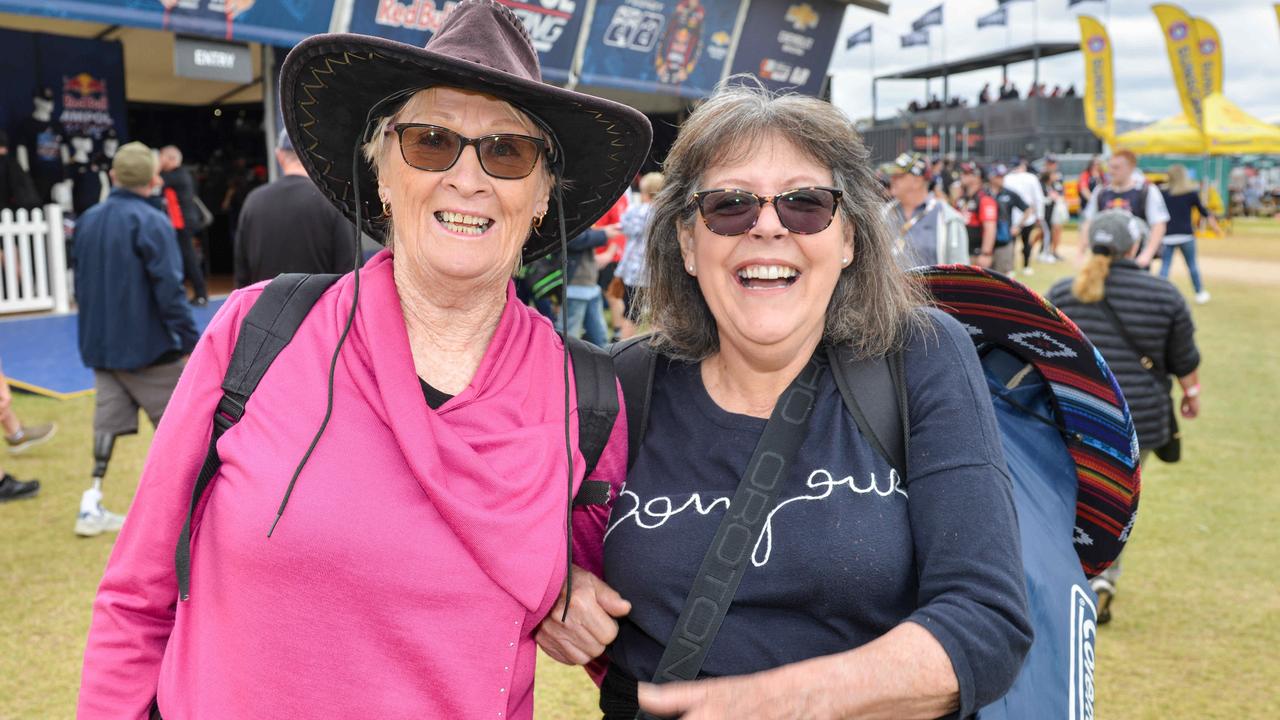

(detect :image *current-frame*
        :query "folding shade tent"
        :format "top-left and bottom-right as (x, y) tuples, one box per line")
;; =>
(1114, 94), (1280, 155)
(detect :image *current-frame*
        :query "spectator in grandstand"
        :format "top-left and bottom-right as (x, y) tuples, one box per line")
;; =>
(1159, 164), (1221, 304)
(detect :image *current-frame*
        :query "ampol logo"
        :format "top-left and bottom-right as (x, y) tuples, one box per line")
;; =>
(1087, 35), (1106, 53)
(784, 3), (818, 32)
(1169, 20), (1189, 41)
(1199, 38), (1217, 55)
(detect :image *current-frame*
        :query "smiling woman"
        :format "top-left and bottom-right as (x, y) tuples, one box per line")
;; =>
(535, 80), (1034, 720)
(75, 2), (652, 718)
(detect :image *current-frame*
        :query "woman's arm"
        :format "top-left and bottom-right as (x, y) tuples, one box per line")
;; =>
(78, 292), (255, 719)
(638, 621), (958, 720)
(536, 382), (633, 671)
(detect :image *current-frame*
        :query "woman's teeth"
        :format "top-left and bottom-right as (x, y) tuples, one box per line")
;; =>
(737, 265), (799, 281)
(435, 211), (493, 235)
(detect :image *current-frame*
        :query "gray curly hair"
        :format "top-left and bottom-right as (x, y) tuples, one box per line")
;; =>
(638, 80), (925, 361)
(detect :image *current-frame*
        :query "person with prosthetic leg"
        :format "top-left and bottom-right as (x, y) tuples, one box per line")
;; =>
(73, 142), (197, 537)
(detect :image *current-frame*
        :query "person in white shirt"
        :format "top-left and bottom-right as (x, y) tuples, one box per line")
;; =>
(1079, 149), (1169, 268)
(1001, 158), (1045, 275)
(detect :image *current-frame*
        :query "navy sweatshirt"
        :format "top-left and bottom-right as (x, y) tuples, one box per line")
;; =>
(605, 310), (1033, 718)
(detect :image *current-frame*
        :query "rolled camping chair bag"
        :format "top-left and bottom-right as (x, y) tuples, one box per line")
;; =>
(914, 265), (1141, 720)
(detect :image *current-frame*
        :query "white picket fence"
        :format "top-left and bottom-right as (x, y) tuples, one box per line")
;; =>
(0, 205), (69, 315)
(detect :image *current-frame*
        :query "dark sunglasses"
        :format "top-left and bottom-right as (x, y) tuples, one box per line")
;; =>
(689, 186), (843, 236)
(388, 123), (548, 180)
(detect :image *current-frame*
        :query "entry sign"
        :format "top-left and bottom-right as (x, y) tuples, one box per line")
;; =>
(174, 36), (253, 85)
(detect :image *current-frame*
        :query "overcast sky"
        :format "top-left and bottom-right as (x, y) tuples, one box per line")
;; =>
(826, 0), (1280, 125)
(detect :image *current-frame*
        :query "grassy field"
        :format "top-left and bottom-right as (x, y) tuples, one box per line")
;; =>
(2, 225), (1278, 719)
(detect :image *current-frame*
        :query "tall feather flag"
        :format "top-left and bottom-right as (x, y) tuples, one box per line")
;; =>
(1192, 17), (1223, 98)
(1077, 15), (1115, 145)
(1152, 3), (1205, 128)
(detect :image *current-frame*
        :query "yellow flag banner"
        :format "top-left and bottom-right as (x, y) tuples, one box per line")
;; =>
(1152, 4), (1204, 128)
(1078, 15), (1115, 144)
(1193, 17), (1223, 98)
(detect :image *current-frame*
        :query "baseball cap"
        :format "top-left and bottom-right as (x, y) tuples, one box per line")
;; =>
(1088, 210), (1149, 256)
(881, 152), (930, 178)
(989, 164), (1009, 178)
(958, 161), (982, 176)
(112, 142), (157, 188)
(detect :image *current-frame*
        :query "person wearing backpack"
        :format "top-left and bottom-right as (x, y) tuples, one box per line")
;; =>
(1048, 210), (1202, 624)
(77, 4), (651, 718)
(537, 82), (1031, 719)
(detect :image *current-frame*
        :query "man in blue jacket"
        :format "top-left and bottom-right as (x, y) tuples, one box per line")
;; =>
(73, 141), (198, 537)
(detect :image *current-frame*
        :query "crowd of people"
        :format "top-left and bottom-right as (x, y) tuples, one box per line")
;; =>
(902, 81), (1078, 115)
(0, 2), (1238, 717)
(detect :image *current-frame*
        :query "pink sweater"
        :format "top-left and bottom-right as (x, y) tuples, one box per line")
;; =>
(78, 250), (625, 719)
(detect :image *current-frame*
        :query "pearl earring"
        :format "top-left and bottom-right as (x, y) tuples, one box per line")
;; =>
(841, 257), (850, 266)
(687, 264), (695, 273)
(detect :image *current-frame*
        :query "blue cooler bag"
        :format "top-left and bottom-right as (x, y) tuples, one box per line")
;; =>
(915, 266), (1142, 719)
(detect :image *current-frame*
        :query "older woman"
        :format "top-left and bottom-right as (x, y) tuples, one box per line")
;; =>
(539, 84), (1031, 719)
(77, 2), (649, 718)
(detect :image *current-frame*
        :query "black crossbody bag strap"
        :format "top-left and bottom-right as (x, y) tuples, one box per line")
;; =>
(1097, 300), (1166, 381)
(637, 353), (823, 715)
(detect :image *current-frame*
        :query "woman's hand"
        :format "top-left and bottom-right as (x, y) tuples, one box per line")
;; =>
(1180, 394), (1199, 419)
(535, 565), (631, 665)
(638, 668), (811, 720)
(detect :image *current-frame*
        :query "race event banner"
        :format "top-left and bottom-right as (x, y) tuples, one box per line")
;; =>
(728, 0), (842, 96)
(1191, 17), (1222, 99)
(0, 29), (129, 144)
(1152, 3), (1204, 128)
(1077, 15), (1114, 145)
(578, 0), (743, 98)
(0, 0), (331, 47)
(349, 0), (585, 82)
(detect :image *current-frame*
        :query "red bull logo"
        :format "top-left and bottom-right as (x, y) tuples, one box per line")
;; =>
(63, 73), (106, 98)
(60, 73), (113, 138)
(1087, 36), (1105, 53)
(1169, 21), (1189, 41)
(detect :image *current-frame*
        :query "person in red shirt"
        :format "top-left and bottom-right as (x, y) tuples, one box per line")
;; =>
(957, 162), (998, 268)
(593, 193), (629, 340)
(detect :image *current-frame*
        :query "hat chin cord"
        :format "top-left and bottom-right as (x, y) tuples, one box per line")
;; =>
(267, 112), (376, 538)
(554, 181), (575, 621)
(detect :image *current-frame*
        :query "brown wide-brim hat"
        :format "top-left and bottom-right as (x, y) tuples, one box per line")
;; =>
(280, 0), (652, 262)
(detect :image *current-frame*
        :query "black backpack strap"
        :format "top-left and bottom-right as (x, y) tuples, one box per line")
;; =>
(643, 353), (824, 699)
(566, 336), (619, 506)
(175, 273), (340, 601)
(609, 335), (658, 470)
(826, 344), (909, 480)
